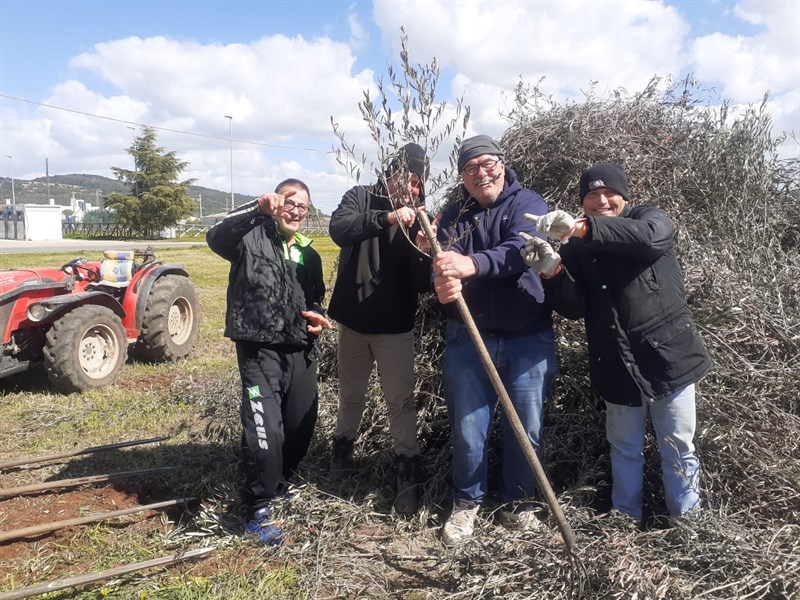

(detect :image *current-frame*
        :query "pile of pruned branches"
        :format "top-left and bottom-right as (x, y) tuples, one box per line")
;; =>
(188, 76), (799, 598)
(501, 74), (800, 527)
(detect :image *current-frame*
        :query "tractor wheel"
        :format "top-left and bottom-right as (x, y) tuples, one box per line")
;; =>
(44, 305), (128, 393)
(131, 274), (200, 362)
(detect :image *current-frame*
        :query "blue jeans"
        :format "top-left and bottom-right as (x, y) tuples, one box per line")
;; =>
(443, 320), (556, 505)
(605, 385), (702, 521)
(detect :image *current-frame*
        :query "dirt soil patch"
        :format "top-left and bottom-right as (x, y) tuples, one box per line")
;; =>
(0, 486), (158, 561)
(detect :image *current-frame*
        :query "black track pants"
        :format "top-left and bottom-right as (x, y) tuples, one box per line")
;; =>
(236, 342), (318, 509)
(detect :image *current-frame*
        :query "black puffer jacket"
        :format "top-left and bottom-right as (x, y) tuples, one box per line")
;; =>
(543, 204), (711, 406)
(207, 208), (324, 348)
(328, 183), (431, 334)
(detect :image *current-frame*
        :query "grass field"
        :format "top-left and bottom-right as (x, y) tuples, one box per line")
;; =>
(0, 239), (349, 599)
(3, 235), (796, 599)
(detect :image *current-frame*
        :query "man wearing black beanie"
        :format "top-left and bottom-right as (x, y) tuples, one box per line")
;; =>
(521, 162), (711, 528)
(327, 143), (432, 516)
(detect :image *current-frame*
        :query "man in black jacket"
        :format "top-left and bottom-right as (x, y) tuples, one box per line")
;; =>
(207, 178), (331, 544)
(521, 163), (711, 525)
(327, 143), (432, 515)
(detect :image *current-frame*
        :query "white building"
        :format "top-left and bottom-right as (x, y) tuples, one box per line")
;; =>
(20, 204), (63, 241)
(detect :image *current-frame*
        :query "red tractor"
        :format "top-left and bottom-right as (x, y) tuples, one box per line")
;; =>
(0, 248), (200, 393)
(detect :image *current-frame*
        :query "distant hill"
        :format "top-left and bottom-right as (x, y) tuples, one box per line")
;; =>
(0, 173), (255, 218)
(0, 174), (330, 226)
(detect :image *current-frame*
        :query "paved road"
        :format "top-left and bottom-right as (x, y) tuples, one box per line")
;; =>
(1, 239), (208, 254)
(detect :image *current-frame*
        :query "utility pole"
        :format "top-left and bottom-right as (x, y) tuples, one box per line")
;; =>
(224, 115), (233, 211)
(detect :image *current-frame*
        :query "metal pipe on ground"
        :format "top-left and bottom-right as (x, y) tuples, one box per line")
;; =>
(0, 437), (169, 470)
(0, 497), (193, 544)
(0, 466), (182, 498)
(0, 547), (216, 600)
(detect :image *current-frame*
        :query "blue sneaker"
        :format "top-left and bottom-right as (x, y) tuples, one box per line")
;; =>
(243, 506), (283, 546)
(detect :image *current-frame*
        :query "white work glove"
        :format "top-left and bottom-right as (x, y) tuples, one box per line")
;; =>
(524, 210), (584, 242)
(519, 232), (561, 278)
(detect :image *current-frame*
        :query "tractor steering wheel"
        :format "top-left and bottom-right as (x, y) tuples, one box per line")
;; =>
(61, 258), (100, 282)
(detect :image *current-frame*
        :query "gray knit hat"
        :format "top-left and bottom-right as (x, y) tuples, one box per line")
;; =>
(457, 135), (504, 173)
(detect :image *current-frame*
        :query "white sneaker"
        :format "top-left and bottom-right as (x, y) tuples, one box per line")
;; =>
(499, 504), (544, 531)
(442, 501), (479, 546)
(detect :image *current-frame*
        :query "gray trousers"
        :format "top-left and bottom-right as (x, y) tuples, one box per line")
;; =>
(333, 324), (420, 457)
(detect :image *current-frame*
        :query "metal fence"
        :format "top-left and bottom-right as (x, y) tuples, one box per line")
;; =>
(59, 222), (329, 239)
(172, 224), (330, 238)
(62, 222), (156, 238)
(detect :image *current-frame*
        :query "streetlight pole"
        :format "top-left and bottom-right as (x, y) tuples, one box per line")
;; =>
(3, 155), (15, 205)
(224, 115), (233, 211)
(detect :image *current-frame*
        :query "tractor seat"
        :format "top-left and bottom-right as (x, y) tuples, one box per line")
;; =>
(99, 250), (136, 286)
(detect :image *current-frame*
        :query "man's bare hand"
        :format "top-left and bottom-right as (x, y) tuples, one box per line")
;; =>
(433, 251), (477, 279)
(257, 189), (297, 217)
(387, 206), (417, 227)
(301, 310), (332, 336)
(434, 274), (462, 304)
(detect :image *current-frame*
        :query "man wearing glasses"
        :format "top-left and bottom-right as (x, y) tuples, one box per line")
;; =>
(327, 143), (432, 516)
(207, 178), (331, 545)
(432, 135), (555, 545)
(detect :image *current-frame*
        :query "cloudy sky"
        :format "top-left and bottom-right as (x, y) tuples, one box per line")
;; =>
(1, 0), (798, 215)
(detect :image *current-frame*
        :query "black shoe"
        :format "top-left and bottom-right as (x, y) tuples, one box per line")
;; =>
(394, 454), (420, 516)
(328, 436), (355, 483)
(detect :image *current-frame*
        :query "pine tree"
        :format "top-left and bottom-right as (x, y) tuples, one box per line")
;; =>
(106, 127), (197, 234)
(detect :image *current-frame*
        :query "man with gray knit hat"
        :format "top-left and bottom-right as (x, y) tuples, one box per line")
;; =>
(433, 134), (555, 545)
(327, 143), (432, 515)
(521, 162), (711, 527)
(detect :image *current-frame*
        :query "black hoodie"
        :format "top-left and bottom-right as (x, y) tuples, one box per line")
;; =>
(328, 183), (431, 334)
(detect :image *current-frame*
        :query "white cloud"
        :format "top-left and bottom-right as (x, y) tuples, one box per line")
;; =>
(372, 0), (797, 151)
(690, 0), (799, 141)
(69, 35), (374, 140)
(3, 1), (797, 215)
(347, 4), (369, 49)
(2, 33), (381, 214)
(373, 1), (688, 95)
(691, 5), (798, 99)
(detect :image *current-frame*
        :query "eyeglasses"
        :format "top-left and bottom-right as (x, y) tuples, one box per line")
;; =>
(283, 199), (309, 215)
(462, 159), (501, 177)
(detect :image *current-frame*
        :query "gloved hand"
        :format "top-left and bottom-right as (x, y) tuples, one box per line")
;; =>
(524, 210), (586, 242)
(519, 232), (561, 278)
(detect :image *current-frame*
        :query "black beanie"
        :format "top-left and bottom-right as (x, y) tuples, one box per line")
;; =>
(579, 163), (629, 201)
(387, 143), (429, 182)
(457, 134), (504, 173)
